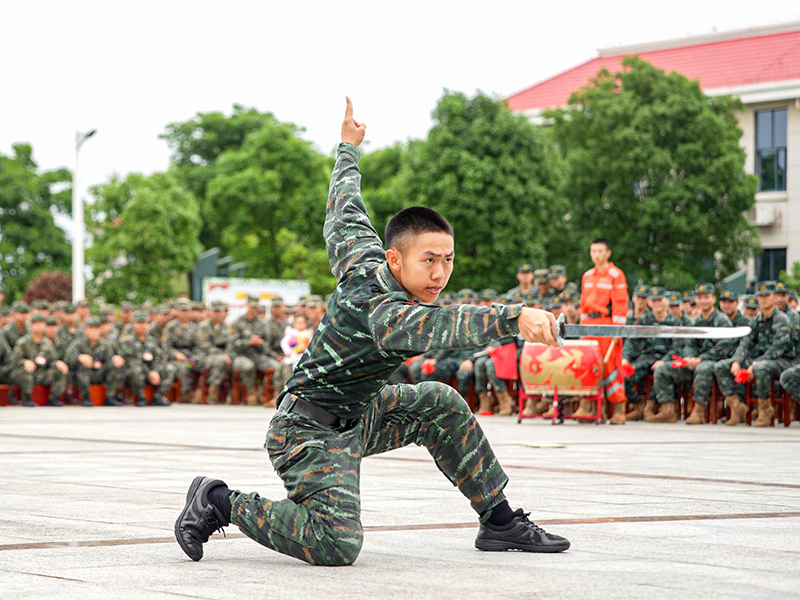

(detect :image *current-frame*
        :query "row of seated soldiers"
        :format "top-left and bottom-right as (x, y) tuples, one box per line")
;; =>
(0, 294), (317, 407)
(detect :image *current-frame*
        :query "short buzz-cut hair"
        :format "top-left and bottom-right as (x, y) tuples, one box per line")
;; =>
(591, 237), (611, 250)
(385, 206), (454, 252)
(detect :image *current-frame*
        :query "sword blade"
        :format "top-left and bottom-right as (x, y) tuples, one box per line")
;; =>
(564, 324), (751, 339)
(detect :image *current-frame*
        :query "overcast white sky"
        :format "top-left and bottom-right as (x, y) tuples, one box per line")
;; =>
(2, 0), (800, 201)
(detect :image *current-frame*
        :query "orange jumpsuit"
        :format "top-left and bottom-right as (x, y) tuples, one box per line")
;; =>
(580, 262), (629, 404)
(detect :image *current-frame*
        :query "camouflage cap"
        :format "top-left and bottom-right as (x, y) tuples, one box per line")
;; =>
(790, 289), (798, 300)
(12, 301), (30, 313)
(497, 294), (509, 305)
(719, 289), (739, 301)
(667, 291), (681, 307)
(120, 301), (135, 312)
(548, 265), (566, 278)
(29, 313), (47, 323)
(247, 296), (260, 308)
(53, 301), (67, 311)
(133, 311), (149, 323)
(440, 291), (455, 305)
(297, 296), (308, 306)
(648, 286), (667, 300)
(742, 295), (759, 308)
(32, 300), (51, 310)
(157, 305), (172, 315)
(522, 292), (539, 306)
(457, 289), (477, 303)
(97, 314), (109, 324)
(100, 305), (115, 315)
(517, 263), (533, 273)
(755, 281), (776, 295)
(45, 316), (57, 326)
(509, 290), (525, 303)
(694, 282), (715, 295)
(210, 300), (227, 311)
(308, 294), (323, 304)
(271, 296), (284, 307)
(0, 306), (11, 316)
(84, 316), (101, 327)
(479, 289), (499, 301)
(550, 296), (563, 308)
(63, 303), (77, 314)
(533, 268), (549, 283)
(193, 301), (204, 310)
(174, 298), (192, 311)
(775, 281), (790, 293)
(633, 284), (650, 298)
(77, 299), (90, 308)
(560, 291), (576, 304)
(681, 291), (695, 302)
(541, 297), (552, 311)
(306, 299), (321, 309)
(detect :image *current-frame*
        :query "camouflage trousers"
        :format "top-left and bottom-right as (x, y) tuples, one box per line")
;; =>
(108, 363), (176, 398)
(201, 353), (230, 387)
(233, 355), (281, 391)
(12, 366), (66, 399)
(0, 364), (12, 385)
(230, 381), (509, 566)
(75, 364), (123, 399)
(653, 361), (717, 406)
(715, 357), (792, 400)
(170, 357), (198, 396)
(420, 357), (472, 398)
(624, 356), (657, 404)
(474, 355), (508, 394)
(779, 363), (800, 398)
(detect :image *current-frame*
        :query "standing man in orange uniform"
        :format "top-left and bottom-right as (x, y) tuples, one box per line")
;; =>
(578, 238), (629, 423)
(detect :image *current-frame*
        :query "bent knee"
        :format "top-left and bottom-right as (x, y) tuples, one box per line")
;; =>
(415, 380), (469, 411)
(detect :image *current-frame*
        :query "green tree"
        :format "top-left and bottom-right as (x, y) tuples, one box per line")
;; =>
(545, 57), (759, 290)
(0, 144), (72, 301)
(275, 229), (336, 295)
(360, 143), (406, 237)
(86, 172), (202, 303)
(390, 91), (566, 292)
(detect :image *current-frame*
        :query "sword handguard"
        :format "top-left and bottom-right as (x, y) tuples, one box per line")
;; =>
(555, 313), (566, 347)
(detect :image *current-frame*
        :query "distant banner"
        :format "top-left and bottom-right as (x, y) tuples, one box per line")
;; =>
(202, 277), (311, 323)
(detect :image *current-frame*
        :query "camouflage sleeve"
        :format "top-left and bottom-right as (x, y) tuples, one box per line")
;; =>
(228, 322), (250, 355)
(732, 326), (755, 365)
(323, 143), (385, 280)
(698, 314), (734, 362)
(758, 315), (792, 361)
(369, 300), (523, 353)
(63, 338), (85, 370)
(195, 326), (212, 355)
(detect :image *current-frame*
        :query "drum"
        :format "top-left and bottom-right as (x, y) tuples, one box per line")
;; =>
(519, 340), (602, 396)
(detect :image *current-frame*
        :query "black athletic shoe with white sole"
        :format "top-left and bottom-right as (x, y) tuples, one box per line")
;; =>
(475, 509), (570, 553)
(175, 476), (229, 561)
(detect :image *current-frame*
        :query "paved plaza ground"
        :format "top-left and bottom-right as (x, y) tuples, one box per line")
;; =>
(1, 404), (799, 600)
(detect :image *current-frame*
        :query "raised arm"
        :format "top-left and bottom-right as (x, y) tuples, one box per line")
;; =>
(324, 98), (385, 280)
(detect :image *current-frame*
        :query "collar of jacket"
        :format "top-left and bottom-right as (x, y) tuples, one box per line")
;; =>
(377, 261), (411, 297)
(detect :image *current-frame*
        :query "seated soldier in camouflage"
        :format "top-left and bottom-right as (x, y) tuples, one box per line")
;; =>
(112, 311), (174, 407)
(652, 283), (734, 425)
(620, 287), (682, 424)
(11, 313), (69, 407)
(3, 301), (30, 351)
(195, 301), (232, 405)
(64, 317), (126, 407)
(228, 297), (281, 405)
(741, 295), (759, 319)
(715, 282), (791, 427)
(176, 98), (569, 566)
(0, 331), (12, 385)
(163, 299), (200, 403)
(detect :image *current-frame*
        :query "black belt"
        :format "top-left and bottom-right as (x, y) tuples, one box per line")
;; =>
(280, 394), (340, 427)
(587, 311), (604, 319)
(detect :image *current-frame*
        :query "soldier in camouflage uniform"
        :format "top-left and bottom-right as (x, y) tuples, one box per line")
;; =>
(653, 283), (734, 425)
(147, 306), (172, 346)
(0, 329), (12, 385)
(117, 301), (135, 337)
(64, 317), (125, 407)
(715, 282), (791, 427)
(111, 312), (173, 406)
(176, 99), (568, 566)
(0, 306), (11, 330)
(774, 281), (799, 353)
(627, 284), (651, 325)
(719, 290), (750, 328)
(195, 301), (232, 405)
(11, 314), (69, 407)
(163, 299), (200, 403)
(741, 295), (759, 319)
(680, 291), (695, 323)
(229, 297), (281, 405)
(3, 301), (30, 350)
(506, 264), (535, 296)
(534, 269), (550, 299)
(547, 265), (578, 298)
(620, 288), (679, 422)
(789, 289), (799, 311)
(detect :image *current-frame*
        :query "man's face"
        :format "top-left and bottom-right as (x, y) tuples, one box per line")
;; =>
(757, 293), (774, 311)
(64, 312), (78, 326)
(78, 306), (91, 318)
(271, 305), (285, 320)
(719, 298), (738, 317)
(387, 231), (454, 304)
(30, 321), (46, 336)
(791, 298), (799, 310)
(99, 323), (110, 338)
(133, 322), (148, 336)
(246, 306), (259, 319)
(177, 309), (190, 324)
(211, 309), (225, 324)
(681, 301), (692, 314)
(120, 310), (133, 324)
(549, 275), (567, 290)
(85, 326), (101, 343)
(45, 324), (58, 339)
(633, 296), (648, 311)
(775, 292), (788, 309)
(517, 271), (533, 286)
(650, 298), (668, 314)
(669, 305), (682, 319)
(589, 243), (611, 266)
(106, 313), (117, 323)
(695, 292), (715, 313)
(13, 312), (27, 326)
(563, 301), (578, 318)
(744, 306), (759, 318)
(536, 281), (549, 295)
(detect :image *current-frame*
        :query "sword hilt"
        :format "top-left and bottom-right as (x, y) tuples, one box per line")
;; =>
(555, 313), (565, 347)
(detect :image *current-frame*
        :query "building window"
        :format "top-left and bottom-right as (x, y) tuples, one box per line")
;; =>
(756, 248), (786, 282)
(755, 108), (787, 192)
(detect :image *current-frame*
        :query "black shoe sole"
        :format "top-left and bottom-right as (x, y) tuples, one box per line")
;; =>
(475, 539), (570, 553)
(175, 476), (205, 561)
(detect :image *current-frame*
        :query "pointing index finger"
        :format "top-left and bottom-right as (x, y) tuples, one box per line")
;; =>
(345, 96), (353, 120)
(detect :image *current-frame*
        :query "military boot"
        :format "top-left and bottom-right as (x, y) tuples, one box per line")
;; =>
(533, 399), (550, 414)
(496, 390), (515, 416)
(754, 399), (774, 427)
(685, 403), (706, 425)
(541, 402), (555, 419)
(609, 402), (626, 425)
(521, 397), (537, 416)
(643, 399), (658, 421)
(626, 402), (644, 421)
(21, 395), (35, 407)
(245, 387), (259, 406)
(190, 387), (203, 404)
(648, 401), (677, 423)
(724, 395), (747, 426)
(207, 385), (220, 405)
(46, 395), (64, 407)
(572, 398), (593, 417)
(478, 392), (493, 414)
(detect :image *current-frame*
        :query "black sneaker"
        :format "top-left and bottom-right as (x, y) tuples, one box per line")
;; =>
(22, 396), (35, 407)
(81, 397), (94, 407)
(151, 395), (171, 407)
(46, 397), (65, 407)
(104, 396), (124, 407)
(175, 476), (229, 561)
(475, 509), (570, 553)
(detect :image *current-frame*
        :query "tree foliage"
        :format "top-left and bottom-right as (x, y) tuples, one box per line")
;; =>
(22, 271), (72, 304)
(86, 172), (202, 303)
(0, 144), (72, 301)
(389, 91), (566, 292)
(545, 57), (759, 289)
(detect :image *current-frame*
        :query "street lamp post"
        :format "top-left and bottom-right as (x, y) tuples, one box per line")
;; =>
(72, 129), (96, 303)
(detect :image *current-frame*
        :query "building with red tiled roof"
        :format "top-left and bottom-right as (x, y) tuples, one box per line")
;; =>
(507, 21), (800, 281)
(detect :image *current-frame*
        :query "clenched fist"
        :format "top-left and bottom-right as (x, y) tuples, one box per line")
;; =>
(518, 307), (558, 347)
(341, 97), (366, 147)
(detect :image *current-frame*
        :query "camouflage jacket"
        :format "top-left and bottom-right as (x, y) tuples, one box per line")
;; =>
(195, 319), (231, 357)
(731, 311), (750, 328)
(64, 335), (116, 371)
(683, 308), (734, 362)
(55, 324), (82, 358)
(626, 308), (651, 326)
(265, 318), (288, 356)
(118, 333), (165, 371)
(733, 309), (792, 365)
(623, 311), (682, 363)
(2, 322), (28, 350)
(146, 322), (167, 348)
(162, 320), (198, 362)
(283, 143), (523, 419)
(11, 334), (59, 370)
(228, 315), (274, 360)
(780, 305), (799, 358)
(0, 334), (11, 369)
